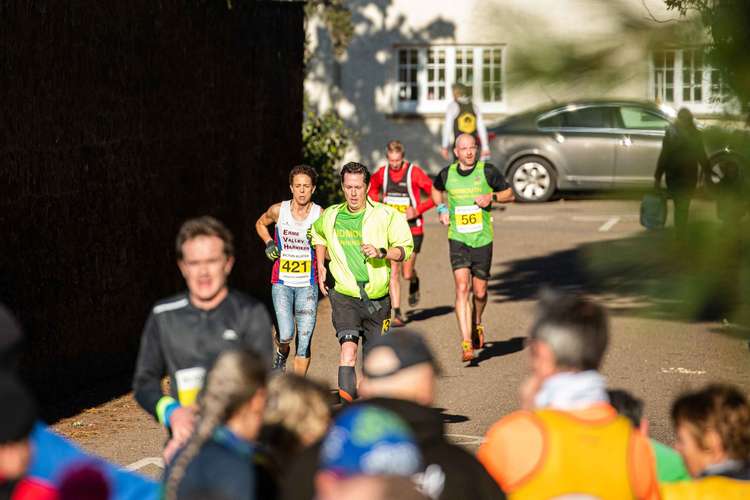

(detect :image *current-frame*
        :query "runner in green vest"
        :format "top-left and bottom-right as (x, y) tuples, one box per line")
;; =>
(310, 162), (413, 402)
(431, 133), (514, 362)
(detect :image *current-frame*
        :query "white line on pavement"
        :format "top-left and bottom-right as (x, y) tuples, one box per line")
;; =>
(660, 367), (707, 375)
(598, 217), (620, 232)
(444, 433), (486, 445)
(503, 215), (553, 221)
(125, 457), (164, 471)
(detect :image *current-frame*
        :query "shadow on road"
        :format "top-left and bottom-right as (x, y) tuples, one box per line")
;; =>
(468, 337), (526, 367)
(406, 305), (454, 322)
(434, 407), (469, 424)
(488, 220), (749, 327)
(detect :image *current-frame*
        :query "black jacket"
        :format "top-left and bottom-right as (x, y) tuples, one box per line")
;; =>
(132, 289), (273, 420)
(282, 397), (505, 500)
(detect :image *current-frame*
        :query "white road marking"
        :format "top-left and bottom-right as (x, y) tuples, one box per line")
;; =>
(125, 457), (164, 471)
(503, 215), (553, 221)
(598, 217), (620, 232)
(444, 433), (486, 445)
(660, 367), (707, 375)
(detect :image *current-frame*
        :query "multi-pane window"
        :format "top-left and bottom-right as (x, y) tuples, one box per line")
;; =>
(395, 45), (505, 113)
(426, 48), (446, 101)
(454, 47), (474, 89)
(652, 48), (729, 112)
(482, 48), (503, 102)
(397, 48), (419, 103)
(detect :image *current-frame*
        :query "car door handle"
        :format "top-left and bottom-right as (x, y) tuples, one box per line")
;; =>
(620, 135), (632, 147)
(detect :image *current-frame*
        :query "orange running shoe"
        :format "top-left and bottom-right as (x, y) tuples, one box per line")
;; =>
(472, 324), (485, 349)
(461, 340), (474, 362)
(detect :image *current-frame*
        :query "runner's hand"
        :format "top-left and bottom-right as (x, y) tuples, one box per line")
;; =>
(306, 226), (313, 243)
(440, 147), (450, 160)
(361, 244), (380, 259)
(405, 207), (418, 220)
(480, 149), (491, 160)
(265, 241), (280, 261)
(318, 265), (328, 296)
(439, 212), (450, 226)
(475, 194), (492, 208)
(169, 406), (196, 443)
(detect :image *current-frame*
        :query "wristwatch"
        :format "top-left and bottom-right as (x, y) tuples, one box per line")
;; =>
(378, 247), (387, 259)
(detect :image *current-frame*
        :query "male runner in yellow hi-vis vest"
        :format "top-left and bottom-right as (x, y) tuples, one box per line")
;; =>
(478, 292), (660, 500)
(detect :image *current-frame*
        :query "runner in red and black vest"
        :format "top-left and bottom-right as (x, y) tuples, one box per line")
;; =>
(368, 140), (435, 326)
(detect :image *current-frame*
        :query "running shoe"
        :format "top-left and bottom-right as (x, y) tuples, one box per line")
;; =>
(408, 277), (420, 307)
(472, 324), (485, 349)
(392, 311), (407, 327)
(461, 340), (474, 362)
(272, 349), (288, 372)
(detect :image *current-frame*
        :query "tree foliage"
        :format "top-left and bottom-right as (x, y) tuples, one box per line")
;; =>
(304, 0), (353, 61)
(665, 0), (750, 118)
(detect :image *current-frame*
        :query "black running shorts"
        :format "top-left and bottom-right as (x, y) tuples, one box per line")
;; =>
(329, 289), (391, 346)
(448, 239), (493, 280)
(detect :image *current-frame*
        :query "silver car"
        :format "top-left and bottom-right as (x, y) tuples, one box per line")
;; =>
(488, 100), (744, 202)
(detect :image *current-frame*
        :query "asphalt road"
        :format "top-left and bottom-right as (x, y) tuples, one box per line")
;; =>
(53, 197), (750, 478)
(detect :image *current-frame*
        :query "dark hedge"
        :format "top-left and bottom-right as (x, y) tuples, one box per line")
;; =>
(0, 1), (304, 405)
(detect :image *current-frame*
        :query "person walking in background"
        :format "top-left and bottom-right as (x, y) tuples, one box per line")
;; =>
(660, 384), (750, 499)
(608, 389), (690, 483)
(368, 141), (435, 326)
(256, 165), (322, 376)
(310, 162), (413, 403)
(133, 217), (273, 455)
(441, 83), (491, 161)
(163, 350), (269, 500)
(478, 291), (659, 499)
(654, 107), (710, 240)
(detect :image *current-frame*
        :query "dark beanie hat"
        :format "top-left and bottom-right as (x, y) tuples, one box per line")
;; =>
(0, 372), (36, 443)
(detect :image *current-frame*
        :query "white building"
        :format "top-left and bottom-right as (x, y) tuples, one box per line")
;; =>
(305, 0), (736, 173)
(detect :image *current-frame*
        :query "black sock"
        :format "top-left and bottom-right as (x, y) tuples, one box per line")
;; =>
(338, 366), (357, 401)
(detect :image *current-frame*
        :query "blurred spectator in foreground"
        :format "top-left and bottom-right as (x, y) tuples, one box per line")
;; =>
(660, 384), (750, 499)
(283, 330), (505, 500)
(259, 373), (331, 468)
(654, 107), (710, 240)
(0, 372), (55, 499)
(163, 350), (269, 500)
(315, 405), (426, 500)
(478, 291), (659, 499)
(608, 389), (690, 483)
(0, 304), (157, 500)
(58, 464), (110, 500)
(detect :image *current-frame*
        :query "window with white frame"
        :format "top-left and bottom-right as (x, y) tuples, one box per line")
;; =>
(395, 45), (506, 114)
(651, 48), (729, 113)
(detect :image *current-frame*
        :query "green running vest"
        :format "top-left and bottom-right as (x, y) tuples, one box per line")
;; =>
(446, 161), (494, 247)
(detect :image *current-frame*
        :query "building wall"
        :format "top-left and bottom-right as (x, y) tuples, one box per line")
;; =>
(306, 0), (718, 174)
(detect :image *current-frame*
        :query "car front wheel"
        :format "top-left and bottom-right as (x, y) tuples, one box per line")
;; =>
(508, 156), (556, 202)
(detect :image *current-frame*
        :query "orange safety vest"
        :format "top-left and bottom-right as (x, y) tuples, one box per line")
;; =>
(660, 476), (750, 500)
(479, 406), (659, 500)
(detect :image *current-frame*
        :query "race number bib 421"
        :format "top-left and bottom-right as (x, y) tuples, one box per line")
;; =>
(455, 205), (482, 234)
(280, 259), (311, 274)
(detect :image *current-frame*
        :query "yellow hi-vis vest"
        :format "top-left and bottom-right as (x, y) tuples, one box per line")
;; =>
(661, 476), (750, 500)
(511, 409), (636, 500)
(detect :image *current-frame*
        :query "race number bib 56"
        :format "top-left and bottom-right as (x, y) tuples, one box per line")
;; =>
(455, 205), (482, 234)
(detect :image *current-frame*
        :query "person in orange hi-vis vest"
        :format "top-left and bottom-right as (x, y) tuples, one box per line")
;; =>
(477, 290), (660, 500)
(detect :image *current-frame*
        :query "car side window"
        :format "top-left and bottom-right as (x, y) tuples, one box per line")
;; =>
(619, 107), (669, 130)
(560, 107), (612, 128)
(538, 113), (563, 129)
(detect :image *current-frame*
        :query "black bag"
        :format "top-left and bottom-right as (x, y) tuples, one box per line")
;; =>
(640, 191), (667, 229)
